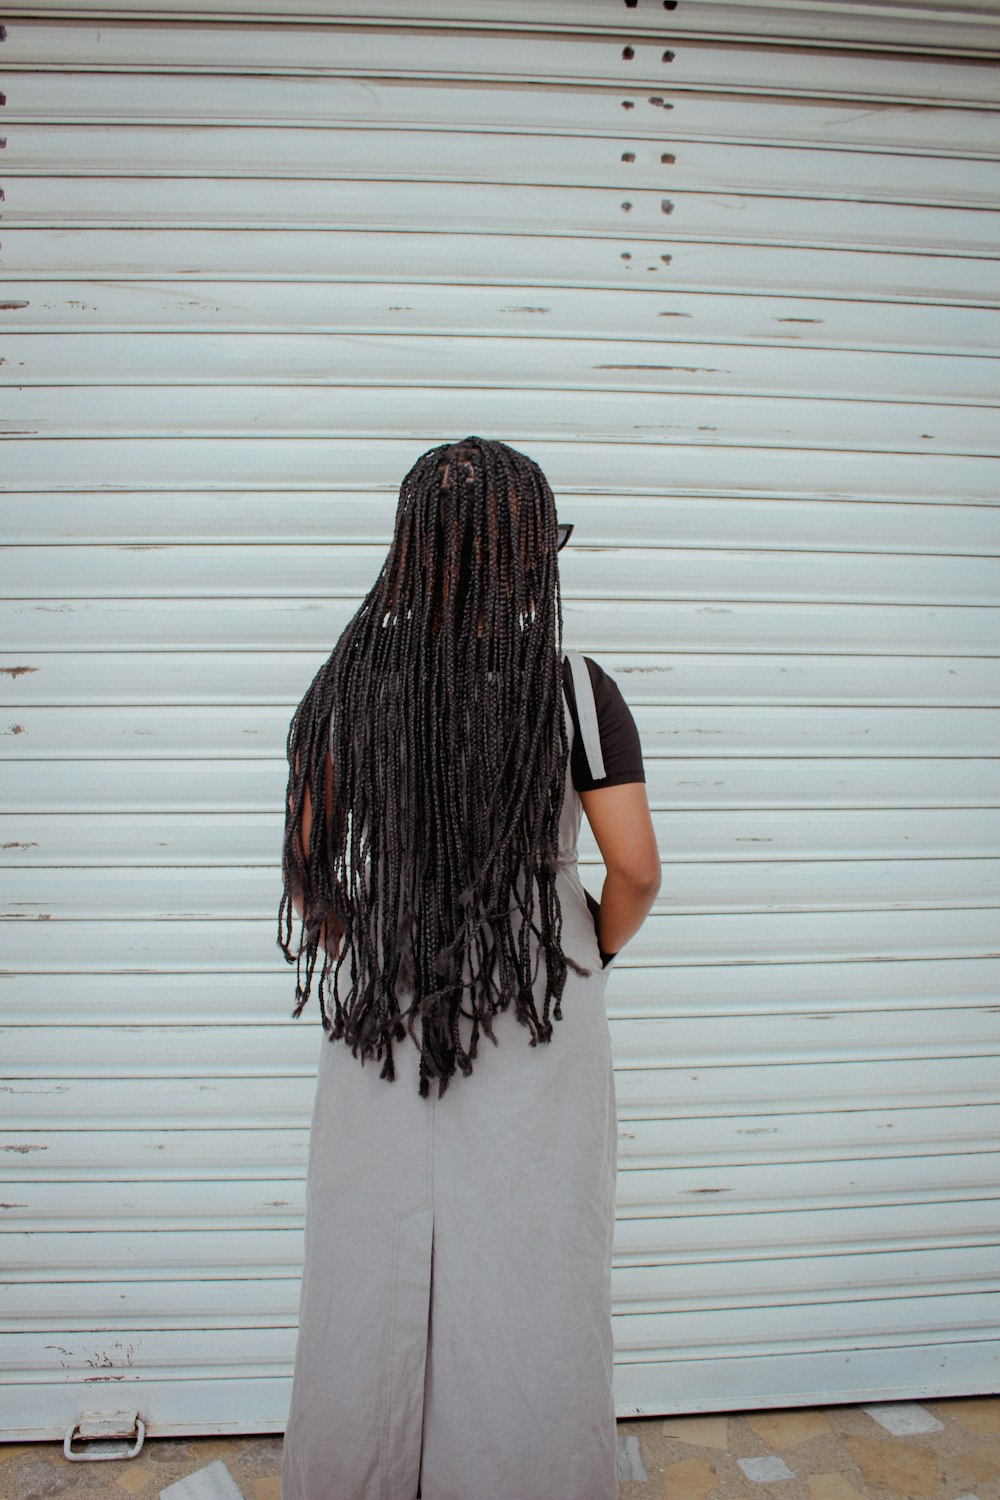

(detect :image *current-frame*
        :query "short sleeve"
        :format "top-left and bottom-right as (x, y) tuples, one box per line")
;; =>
(563, 655), (646, 793)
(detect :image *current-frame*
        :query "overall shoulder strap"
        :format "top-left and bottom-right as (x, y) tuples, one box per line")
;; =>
(563, 649), (606, 782)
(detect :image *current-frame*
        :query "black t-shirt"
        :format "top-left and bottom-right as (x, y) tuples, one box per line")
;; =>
(562, 655), (645, 793)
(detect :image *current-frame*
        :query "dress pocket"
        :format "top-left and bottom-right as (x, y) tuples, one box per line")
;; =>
(583, 886), (617, 968)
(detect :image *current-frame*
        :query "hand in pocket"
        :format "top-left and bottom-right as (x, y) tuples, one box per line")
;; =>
(583, 887), (616, 968)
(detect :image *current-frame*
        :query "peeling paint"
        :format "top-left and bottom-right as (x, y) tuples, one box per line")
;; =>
(596, 364), (718, 373)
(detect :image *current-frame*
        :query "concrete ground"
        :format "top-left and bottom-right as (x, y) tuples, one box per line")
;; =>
(1, 1395), (998, 1500)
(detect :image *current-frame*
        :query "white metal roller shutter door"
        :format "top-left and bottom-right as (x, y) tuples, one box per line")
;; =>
(1, 0), (999, 1439)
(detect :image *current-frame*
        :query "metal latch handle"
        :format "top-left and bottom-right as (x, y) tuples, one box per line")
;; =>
(64, 1411), (145, 1461)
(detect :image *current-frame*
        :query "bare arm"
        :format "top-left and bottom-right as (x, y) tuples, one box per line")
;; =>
(289, 748), (343, 955)
(579, 781), (661, 960)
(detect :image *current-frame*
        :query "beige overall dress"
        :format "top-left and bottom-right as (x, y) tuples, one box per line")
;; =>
(281, 649), (619, 1500)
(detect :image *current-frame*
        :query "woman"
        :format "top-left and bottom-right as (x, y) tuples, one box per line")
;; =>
(278, 437), (660, 1500)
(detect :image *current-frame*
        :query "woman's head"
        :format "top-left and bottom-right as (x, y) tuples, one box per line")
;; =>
(383, 436), (562, 645)
(278, 437), (588, 1098)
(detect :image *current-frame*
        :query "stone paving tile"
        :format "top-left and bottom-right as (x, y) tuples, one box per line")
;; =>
(806, 1476), (868, 1500)
(862, 1401), (945, 1437)
(247, 1479), (280, 1500)
(738, 1454), (797, 1482)
(950, 1440), (1000, 1487)
(746, 1411), (833, 1451)
(660, 1453), (720, 1500)
(661, 1416), (731, 1451)
(841, 1431), (942, 1497)
(932, 1399), (1000, 1438)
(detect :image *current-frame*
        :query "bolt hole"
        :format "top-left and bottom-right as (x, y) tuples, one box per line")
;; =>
(622, 99), (635, 109)
(621, 252), (632, 260)
(661, 152), (675, 164)
(621, 201), (633, 212)
(621, 151), (636, 163)
(625, 0), (638, 6)
(661, 198), (674, 214)
(661, 253), (672, 264)
(664, 1), (678, 8)
(622, 45), (635, 59)
(662, 49), (675, 62)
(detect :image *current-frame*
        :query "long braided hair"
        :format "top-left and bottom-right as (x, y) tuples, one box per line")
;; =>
(277, 436), (591, 1098)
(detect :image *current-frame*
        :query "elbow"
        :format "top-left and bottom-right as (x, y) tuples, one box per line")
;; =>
(607, 858), (661, 898)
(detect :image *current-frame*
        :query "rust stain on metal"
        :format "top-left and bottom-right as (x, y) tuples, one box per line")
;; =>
(1, 1143), (47, 1152)
(648, 97), (671, 108)
(2, 841), (39, 850)
(501, 305), (550, 313)
(118, 544), (165, 551)
(7, 723), (26, 734)
(658, 310), (690, 317)
(1, 665), (37, 677)
(776, 317), (822, 324)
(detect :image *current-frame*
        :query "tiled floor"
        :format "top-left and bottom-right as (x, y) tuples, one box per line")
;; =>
(1, 1396), (998, 1500)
